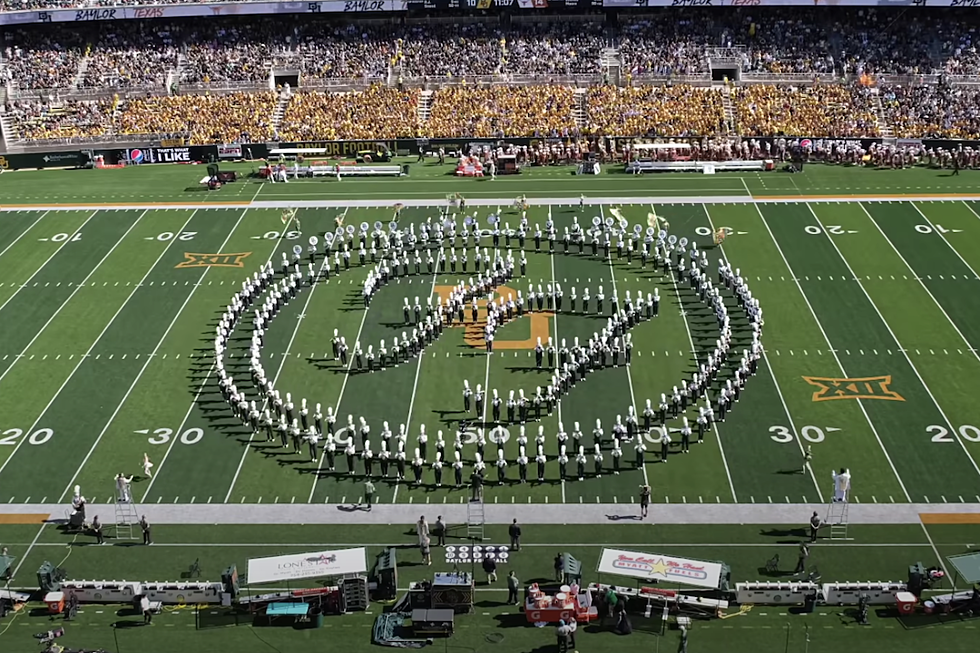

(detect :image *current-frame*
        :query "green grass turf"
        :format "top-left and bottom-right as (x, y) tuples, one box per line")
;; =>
(0, 523), (977, 653)
(2, 157), (980, 650)
(0, 164), (977, 505)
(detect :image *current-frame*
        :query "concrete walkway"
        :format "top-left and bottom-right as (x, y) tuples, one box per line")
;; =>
(4, 502), (979, 525)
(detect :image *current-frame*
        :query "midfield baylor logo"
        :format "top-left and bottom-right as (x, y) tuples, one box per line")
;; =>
(803, 375), (905, 403)
(435, 284), (550, 350)
(176, 252), (252, 269)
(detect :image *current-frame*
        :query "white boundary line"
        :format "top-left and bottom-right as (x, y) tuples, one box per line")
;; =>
(0, 210), (150, 387)
(138, 208), (256, 502)
(0, 210), (49, 261)
(223, 221), (328, 504)
(305, 211), (375, 503)
(702, 205), (824, 503)
(55, 210), (202, 503)
(548, 204), (567, 504)
(390, 259), (442, 505)
(653, 204), (737, 501)
(836, 203), (980, 478)
(0, 210), (150, 481)
(754, 203), (912, 500)
(598, 205), (652, 490)
(11, 195), (980, 213)
(0, 210), (99, 317)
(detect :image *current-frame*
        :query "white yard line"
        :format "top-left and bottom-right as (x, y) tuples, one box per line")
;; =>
(549, 205), (566, 504)
(0, 210), (151, 387)
(0, 210), (49, 261)
(137, 209), (258, 502)
(389, 258), (442, 505)
(0, 210), (98, 317)
(808, 204), (980, 480)
(702, 205), (823, 502)
(0, 211), (150, 482)
(599, 206), (649, 489)
(753, 204), (912, 500)
(223, 246), (324, 503)
(55, 210), (201, 503)
(904, 204), (980, 360)
(653, 205), (737, 502)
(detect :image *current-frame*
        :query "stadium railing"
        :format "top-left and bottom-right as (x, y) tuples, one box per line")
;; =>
(400, 74), (602, 89)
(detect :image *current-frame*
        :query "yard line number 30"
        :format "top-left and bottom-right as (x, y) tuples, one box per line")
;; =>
(135, 428), (204, 445)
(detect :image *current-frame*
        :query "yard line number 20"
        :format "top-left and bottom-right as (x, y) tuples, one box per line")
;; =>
(0, 428), (54, 446)
(928, 424), (980, 443)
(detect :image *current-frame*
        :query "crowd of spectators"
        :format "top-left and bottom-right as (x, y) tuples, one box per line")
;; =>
(427, 84), (578, 139)
(880, 84), (980, 139)
(115, 91), (277, 142)
(733, 84), (880, 138)
(4, 98), (113, 141)
(81, 23), (179, 89)
(277, 85), (419, 141)
(2, 28), (85, 89)
(585, 85), (724, 138)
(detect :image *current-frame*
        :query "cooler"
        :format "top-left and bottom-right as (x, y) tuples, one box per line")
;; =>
(895, 591), (918, 615)
(45, 591), (65, 615)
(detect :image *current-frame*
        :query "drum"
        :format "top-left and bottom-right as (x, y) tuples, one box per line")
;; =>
(923, 600), (936, 614)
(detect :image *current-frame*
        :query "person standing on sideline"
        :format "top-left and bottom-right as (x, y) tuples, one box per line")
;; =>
(508, 519), (522, 551)
(420, 536), (431, 566)
(140, 516), (152, 546)
(92, 516), (104, 545)
(794, 542), (810, 574)
(809, 511), (822, 542)
(801, 446), (812, 475)
(433, 516), (446, 547)
(507, 571), (520, 605)
(141, 595), (152, 624)
(363, 480), (375, 511)
(554, 553), (564, 582)
(639, 485), (651, 519)
(483, 555), (498, 585)
(417, 516), (429, 545)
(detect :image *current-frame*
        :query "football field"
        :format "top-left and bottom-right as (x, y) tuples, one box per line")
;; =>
(1, 164), (980, 511)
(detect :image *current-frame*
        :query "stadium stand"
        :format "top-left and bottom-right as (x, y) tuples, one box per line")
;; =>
(2, 9), (980, 145)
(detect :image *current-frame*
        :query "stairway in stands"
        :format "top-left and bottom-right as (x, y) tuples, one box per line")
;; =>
(720, 85), (736, 135)
(71, 45), (93, 91)
(868, 88), (894, 138)
(573, 88), (588, 130)
(271, 88), (291, 139)
(418, 90), (433, 124)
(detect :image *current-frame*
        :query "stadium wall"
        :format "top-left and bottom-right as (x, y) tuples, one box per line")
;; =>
(0, 138), (974, 172)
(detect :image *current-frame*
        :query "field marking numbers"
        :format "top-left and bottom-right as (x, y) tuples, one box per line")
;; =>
(54, 209), (235, 503)
(0, 210), (151, 388)
(928, 424), (980, 444)
(0, 210), (98, 318)
(143, 209), (283, 503)
(0, 211), (154, 482)
(855, 203), (980, 474)
(769, 425), (839, 444)
(135, 427), (204, 446)
(703, 205), (816, 500)
(225, 219), (330, 503)
(753, 204), (911, 500)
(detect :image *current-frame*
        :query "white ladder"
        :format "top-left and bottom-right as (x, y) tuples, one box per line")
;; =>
(825, 500), (850, 540)
(114, 499), (141, 540)
(466, 499), (486, 542)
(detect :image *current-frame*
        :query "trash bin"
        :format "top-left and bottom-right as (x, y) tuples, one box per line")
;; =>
(310, 608), (323, 629)
(803, 593), (817, 614)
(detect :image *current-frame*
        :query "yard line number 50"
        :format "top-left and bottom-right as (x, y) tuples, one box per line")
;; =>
(928, 424), (980, 443)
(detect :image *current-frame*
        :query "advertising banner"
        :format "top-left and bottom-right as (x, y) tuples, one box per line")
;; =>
(597, 548), (725, 589)
(0, 1), (407, 26)
(247, 547), (367, 585)
(218, 144), (244, 159)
